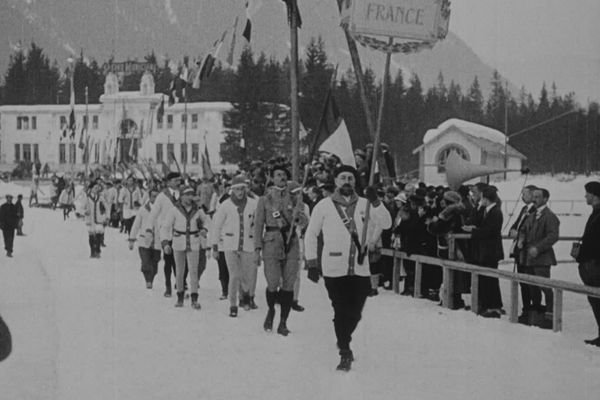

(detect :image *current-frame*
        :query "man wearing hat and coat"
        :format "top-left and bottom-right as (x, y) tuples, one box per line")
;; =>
(82, 180), (109, 258)
(145, 172), (182, 297)
(576, 181), (600, 346)
(305, 165), (391, 371)
(0, 194), (19, 257)
(210, 175), (258, 317)
(254, 165), (309, 335)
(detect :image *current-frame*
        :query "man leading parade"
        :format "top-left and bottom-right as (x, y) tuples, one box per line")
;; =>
(304, 165), (391, 371)
(254, 165), (309, 336)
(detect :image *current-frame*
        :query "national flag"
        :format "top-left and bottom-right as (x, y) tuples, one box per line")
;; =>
(226, 16), (239, 66)
(243, 0), (263, 42)
(78, 124), (86, 149)
(315, 89), (356, 168)
(281, 0), (302, 28)
(201, 140), (215, 180)
(193, 30), (228, 89)
(157, 96), (165, 120)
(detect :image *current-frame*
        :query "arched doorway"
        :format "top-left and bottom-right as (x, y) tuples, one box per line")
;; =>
(118, 119), (138, 163)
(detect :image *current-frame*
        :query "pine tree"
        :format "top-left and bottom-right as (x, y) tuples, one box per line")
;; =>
(4, 49), (29, 104)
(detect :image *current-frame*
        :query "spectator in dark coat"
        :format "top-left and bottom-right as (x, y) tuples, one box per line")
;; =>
(0, 194), (19, 257)
(463, 186), (504, 318)
(577, 181), (600, 347)
(15, 194), (25, 236)
(0, 313), (11, 362)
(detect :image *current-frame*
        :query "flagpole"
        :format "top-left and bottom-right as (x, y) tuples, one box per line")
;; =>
(85, 86), (89, 180)
(358, 38), (393, 266)
(183, 87), (188, 176)
(336, 0), (389, 179)
(289, 0), (300, 181)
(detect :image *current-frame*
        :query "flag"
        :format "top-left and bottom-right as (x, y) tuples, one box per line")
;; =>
(226, 16), (239, 66)
(316, 89), (356, 168)
(160, 161), (171, 177)
(201, 139), (215, 180)
(193, 30), (228, 89)
(282, 0), (302, 28)
(78, 124), (86, 149)
(243, 0), (263, 42)
(68, 65), (76, 139)
(157, 96), (165, 120)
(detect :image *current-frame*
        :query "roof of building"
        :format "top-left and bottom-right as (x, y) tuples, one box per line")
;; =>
(413, 118), (526, 159)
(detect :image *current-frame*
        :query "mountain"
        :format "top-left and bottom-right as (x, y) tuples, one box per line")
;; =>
(0, 0), (512, 98)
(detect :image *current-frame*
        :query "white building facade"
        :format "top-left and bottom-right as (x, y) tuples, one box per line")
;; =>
(412, 118), (527, 186)
(0, 71), (234, 175)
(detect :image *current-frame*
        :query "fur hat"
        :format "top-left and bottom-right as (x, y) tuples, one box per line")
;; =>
(334, 165), (359, 181)
(165, 172), (181, 181)
(585, 181), (600, 198)
(443, 191), (462, 205)
(271, 164), (291, 180)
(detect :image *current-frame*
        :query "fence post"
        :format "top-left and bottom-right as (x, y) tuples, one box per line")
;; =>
(553, 288), (563, 332)
(443, 236), (456, 309)
(509, 280), (519, 323)
(392, 253), (400, 294)
(414, 261), (422, 299)
(471, 273), (479, 315)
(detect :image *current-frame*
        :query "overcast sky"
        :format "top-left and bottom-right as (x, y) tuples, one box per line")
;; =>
(449, 0), (600, 102)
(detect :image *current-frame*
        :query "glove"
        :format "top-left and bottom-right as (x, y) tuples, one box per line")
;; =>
(364, 185), (378, 204)
(307, 267), (320, 283)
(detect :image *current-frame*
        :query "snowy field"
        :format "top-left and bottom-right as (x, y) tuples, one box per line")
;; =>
(1, 175), (600, 400)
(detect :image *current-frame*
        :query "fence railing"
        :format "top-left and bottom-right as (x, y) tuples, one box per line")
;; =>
(381, 234), (600, 332)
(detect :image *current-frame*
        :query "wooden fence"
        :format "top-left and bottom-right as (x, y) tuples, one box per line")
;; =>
(381, 234), (600, 332)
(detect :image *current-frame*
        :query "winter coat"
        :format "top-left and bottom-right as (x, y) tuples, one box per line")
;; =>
(130, 202), (162, 249)
(305, 192), (391, 278)
(82, 192), (109, 234)
(577, 206), (600, 263)
(143, 188), (179, 233)
(161, 204), (210, 251)
(118, 186), (143, 219)
(209, 196), (257, 252)
(0, 202), (19, 230)
(519, 206), (559, 266)
(470, 203), (504, 266)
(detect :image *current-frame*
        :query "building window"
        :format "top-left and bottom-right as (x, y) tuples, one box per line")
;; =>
(31, 116), (37, 130)
(94, 143), (100, 163)
(33, 144), (39, 162)
(14, 144), (20, 162)
(60, 116), (67, 129)
(157, 115), (163, 129)
(166, 143), (174, 162)
(23, 144), (31, 162)
(181, 114), (187, 128)
(156, 143), (163, 163)
(180, 143), (187, 164)
(59, 143), (66, 164)
(166, 115), (173, 129)
(17, 116), (30, 130)
(191, 143), (199, 164)
(92, 115), (99, 130)
(69, 143), (76, 164)
(436, 145), (470, 173)
(191, 114), (198, 129)
(83, 115), (89, 129)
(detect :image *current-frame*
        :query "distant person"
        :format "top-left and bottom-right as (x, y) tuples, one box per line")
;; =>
(0, 194), (19, 257)
(518, 188), (559, 328)
(0, 313), (11, 362)
(15, 194), (25, 236)
(29, 176), (40, 207)
(575, 182), (600, 347)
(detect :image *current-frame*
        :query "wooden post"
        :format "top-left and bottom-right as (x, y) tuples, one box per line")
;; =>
(442, 266), (454, 309)
(289, 6), (300, 181)
(553, 288), (563, 332)
(509, 280), (519, 323)
(471, 273), (479, 315)
(392, 251), (400, 294)
(414, 261), (422, 299)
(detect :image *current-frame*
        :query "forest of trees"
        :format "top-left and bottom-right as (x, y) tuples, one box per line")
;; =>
(2, 40), (599, 175)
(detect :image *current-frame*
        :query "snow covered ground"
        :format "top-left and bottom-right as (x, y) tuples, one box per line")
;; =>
(1, 175), (600, 400)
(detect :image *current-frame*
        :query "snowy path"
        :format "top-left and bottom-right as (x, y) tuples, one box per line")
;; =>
(1, 207), (599, 400)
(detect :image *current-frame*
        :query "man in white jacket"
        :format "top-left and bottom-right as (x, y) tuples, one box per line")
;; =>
(210, 175), (258, 317)
(305, 165), (391, 372)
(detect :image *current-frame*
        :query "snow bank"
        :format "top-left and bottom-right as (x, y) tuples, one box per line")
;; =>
(423, 118), (506, 145)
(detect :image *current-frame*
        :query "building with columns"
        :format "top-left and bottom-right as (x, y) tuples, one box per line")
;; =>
(0, 71), (234, 175)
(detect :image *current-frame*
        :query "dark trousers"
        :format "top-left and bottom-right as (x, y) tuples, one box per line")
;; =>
(516, 262), (532, 312)
(139, 247), (161, 284)
(122, 217), (135, 235)
(523, 265), (552, 313)
(579, 260), (600, 335)
(218, 251), (230, 295)
(2, 229), (15, 253)
(479, 262), (503, 310)
(324, 275), (370, 351)
(88, 233), (102, 256)
(164, 251), (176, 289)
